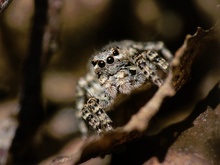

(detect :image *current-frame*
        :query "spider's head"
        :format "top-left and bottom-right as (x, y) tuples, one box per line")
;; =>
(91, 46), (128, 77)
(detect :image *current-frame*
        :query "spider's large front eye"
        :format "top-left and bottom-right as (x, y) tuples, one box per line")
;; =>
(107, 56), (114, 64)
(98, 60), (105, 68)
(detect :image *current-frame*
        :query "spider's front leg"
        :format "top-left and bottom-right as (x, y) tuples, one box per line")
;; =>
(142, 41), (173, 61)
(81, 96), (113, 134)
(129, 43), (172, 87)
(143, 50), (170, 73)
(130, 53), (165, 87)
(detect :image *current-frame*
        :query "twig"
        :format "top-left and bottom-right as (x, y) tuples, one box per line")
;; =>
(123, 73), (175, 132)
(7, 0), (48, 164)
(6, 0), (63, 164)
(0, 0), (14, 15)
(42, 0), (63, 66)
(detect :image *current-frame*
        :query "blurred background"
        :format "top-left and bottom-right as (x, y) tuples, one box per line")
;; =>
(0, 0), (220, 164)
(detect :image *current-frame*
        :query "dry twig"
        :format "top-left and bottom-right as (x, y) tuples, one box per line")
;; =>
(42, 0), (63, 66)
(7, 0), (48, 164)
(7, 0), (63, 164)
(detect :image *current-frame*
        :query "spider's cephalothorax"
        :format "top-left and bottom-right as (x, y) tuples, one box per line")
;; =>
(75, 40), (173, 136)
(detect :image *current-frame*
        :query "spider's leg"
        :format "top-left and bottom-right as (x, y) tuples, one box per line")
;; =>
(130, 53), (164, 87)
(128, 41), (172, 85)
(143, 50), (170, 73)
(75, 73), (102, 136)
(76, 70), (114, 135)
(75, 79), (89, 136)
(81, 103), (103, 134)
(87, 97), (113, 133)
(76, 76), (104, 135)
(143, 41), (173, 61)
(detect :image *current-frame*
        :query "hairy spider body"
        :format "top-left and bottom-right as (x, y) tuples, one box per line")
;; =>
(75, 40), (173, 136)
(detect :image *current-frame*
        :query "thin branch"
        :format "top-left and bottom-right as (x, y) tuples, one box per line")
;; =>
(42, 0), (63, 66)
(123, 73), (175, 132)
(7, 0), (48, 164)
(5, 0), (63, 164)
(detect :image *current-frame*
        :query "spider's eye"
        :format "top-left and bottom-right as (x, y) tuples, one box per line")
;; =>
(98, 60), (105, 68)
(91, 60), (96, 66)
(106, 56), (114, 64)
(112, 49), (119, 56)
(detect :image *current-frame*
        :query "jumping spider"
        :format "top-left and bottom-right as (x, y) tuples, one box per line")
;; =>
(75, 40), (173, 136)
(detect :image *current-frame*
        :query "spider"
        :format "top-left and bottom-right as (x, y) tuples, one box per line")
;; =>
(75, 40), (173, 136)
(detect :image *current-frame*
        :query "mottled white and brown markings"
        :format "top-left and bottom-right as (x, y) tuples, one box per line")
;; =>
(75, 40), (173, 136)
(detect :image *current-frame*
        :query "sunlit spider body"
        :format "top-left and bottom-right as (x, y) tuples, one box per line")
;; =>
(75, 40), (173, 136)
